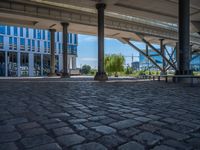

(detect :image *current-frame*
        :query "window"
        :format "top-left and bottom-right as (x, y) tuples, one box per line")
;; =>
(47, 42), (50, 53)
(37, 30), (41, 39)
(0, 25), (6, 34)
(57, 32), (59, 42)
(59, 43), (61, 54)
(42, 30), (45, 40)
(14, 27), (18, 36)
(37, 40), (40, 52)
(47, 32), (50, 41)
(20, 38), (25, 51)
(0, 36), (3, 49)
(27, 39), (31, 51)
(32, 40), (35, 51)
(44, 41), (47, 53)
(74, 34), (77, 45)
(7, 26), (11, 35)
(26, 28), (29, 38)
(20, 27), (23, 37)
(9, 37), (12, 50)
(70, 34), (73, 44)
(33, 29), (36, 39)
(14, 37), (17, 50)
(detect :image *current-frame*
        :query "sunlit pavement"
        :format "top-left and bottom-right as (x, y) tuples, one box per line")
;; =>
(0, 77), (200, 150)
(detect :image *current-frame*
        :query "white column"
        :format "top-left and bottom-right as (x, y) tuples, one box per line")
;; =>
(72, 56), (76, 69)
(29, 53), (34, 76)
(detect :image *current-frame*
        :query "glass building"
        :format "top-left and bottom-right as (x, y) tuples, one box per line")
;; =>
(0, 25), (78, 77)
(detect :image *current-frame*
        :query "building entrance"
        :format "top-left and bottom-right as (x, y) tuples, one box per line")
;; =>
(8, 52), (17, 77)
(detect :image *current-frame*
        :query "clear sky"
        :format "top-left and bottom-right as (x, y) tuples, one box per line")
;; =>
(77, 34), (147, 69)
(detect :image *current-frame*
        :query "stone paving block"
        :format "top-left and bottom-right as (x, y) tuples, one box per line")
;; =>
(99, 117), (117, 124)
(4, 117), (28, 125)
(17, 122), (40, 130)
(21, 135), (54, 148)
(44, 122), (68, 129)
(71, 142), (107, 150)
(73, 124), (88, 131)
(119, 127), (140, 138)
(98, 134), (126, 148)
(0, 125), (16, 133)
(0, 132), (21, 143)
(79, 130), (101, 140)
(53, 126), (74, 136)
(83, 121), (102, 127)
(151, 145), (176, 150)
(92, 125), (116, 134)
(118, 141), (145, 150)
(23, 127), (47, 137)
(146, 115), (162, 120)
(138, 124), (160, 133)
(110, 119), (141, 129)
(69, 119), (88, 124)
(163, 139), (192, 150)
(133, 132), (163, 146)
(158, 129), (189, 140)
(186, 138), (200, 149)
(134, 117), (152, 122)
(56, 134), (85, 147)
(48, 113), (70, 118)
(0, 142), (18, 150)
(29, 143), (62, 150)
(162, 118), (179, 124)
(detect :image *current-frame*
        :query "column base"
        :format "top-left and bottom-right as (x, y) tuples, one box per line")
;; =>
(48, 73), (57, 77)
(94, 72), (108, 81)
(175, 70), (193, 75)
(61, 73), (70, 78)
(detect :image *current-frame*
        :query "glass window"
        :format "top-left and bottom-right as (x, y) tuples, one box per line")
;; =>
(59, 43), (61, 54)
(37, 40), (40, 52)
(74, 34), (77, 44)
(26, 28), (29, 38)
(37, 30), (41, 39)
(70, 34), (73, 44)
(20, 27), (23, 37)
(14, 27), (18, 36)
(9, 37), (12, 50)
(0, 25), (5, 34)
(14, 37), (17, 50)
(28, 39), (31, 51)
(42, 30), (45, 40)
(20, 38), (25, 51)
(32, 40), (35, 51)
(33, 29), (36, 38)
(44, 41), (47, 53)
(0, 36), (3, 49)
(57, 32), (59, 42)
(48, 42), (50, 53)
(47, 32), (50, 41)
(7, 26), (11, 35)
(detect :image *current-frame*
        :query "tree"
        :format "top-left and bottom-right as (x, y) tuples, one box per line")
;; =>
(81, 65), (91, 74)
(105, 54), (125, 77)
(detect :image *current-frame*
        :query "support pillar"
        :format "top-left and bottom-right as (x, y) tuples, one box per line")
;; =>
(94, 3), (108, 81)
(176, 0), (192, 75)
(5, 51), (8, 77)
(160, 39), (166, 75)
(41, 54), (44, 76)
(49, 29), (56, 76)
(61, 23), (70, 78)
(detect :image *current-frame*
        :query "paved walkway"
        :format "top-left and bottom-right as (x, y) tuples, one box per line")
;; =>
(0, 78), (200, 150)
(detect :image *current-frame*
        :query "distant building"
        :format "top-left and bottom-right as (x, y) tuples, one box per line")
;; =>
(0, 25), (78, 77)
(131, 61), (139, 71)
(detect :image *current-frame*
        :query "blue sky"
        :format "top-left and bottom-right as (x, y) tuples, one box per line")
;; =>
(77, 34), (147, 69)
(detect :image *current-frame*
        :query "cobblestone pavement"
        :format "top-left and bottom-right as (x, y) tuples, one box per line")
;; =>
(0, 78), (200, 150)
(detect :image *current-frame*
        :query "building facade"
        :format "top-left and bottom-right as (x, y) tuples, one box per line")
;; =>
(0, 25), (78, 77)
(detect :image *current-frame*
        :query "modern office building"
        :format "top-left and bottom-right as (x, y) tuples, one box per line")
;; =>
(0, 25), (78, 77)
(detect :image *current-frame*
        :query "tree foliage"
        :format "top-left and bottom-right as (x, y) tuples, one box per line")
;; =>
(105, 54), (125, 76)
(81, 65), (91, 74)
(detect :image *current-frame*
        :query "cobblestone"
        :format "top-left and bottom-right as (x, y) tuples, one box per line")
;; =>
(0, 78), (200, 149)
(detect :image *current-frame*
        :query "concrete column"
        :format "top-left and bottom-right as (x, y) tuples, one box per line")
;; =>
(94, 3), (108, 81)
(5, 51), (8, 77)
(17, 52), (20, 77)
(160, 39), (166, 75)
(177, 0), (192, 75)
(29, 53), (34, 76)
(41, 54), (44, 76)
(61, 23), (70, 78)
(175, 42), (179, 68)
(72, 56), (76, 69)
(49, 29), (56, 76)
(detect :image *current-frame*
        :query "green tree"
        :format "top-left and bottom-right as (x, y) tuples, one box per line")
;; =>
(81, 65), (91, 74)
(105, 54), (125, 77)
